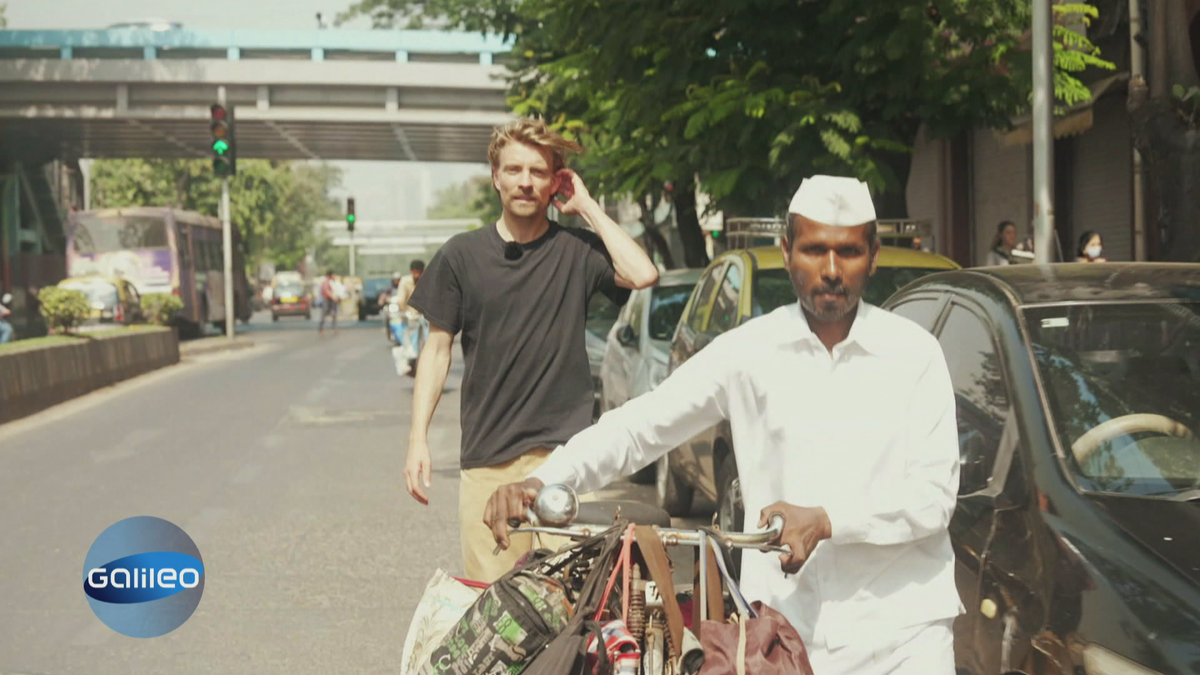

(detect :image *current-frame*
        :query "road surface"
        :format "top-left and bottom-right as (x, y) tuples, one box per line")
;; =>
(0, 312), (701, 674)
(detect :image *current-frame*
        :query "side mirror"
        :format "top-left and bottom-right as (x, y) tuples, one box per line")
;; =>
(617, 324), (637, 347)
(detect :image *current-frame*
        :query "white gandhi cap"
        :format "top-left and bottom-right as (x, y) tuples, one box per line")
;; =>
(787, 175), (876, 227)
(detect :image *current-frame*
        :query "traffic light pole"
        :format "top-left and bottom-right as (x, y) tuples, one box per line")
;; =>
(219, 86), (235, 339)
(349, 230), (356, 277)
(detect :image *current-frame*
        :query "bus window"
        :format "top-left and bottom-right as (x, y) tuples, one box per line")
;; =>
(72, 215), (169, 254)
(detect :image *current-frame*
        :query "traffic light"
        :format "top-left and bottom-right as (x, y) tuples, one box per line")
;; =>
(346, 197), (356, 232)
(210, 104), (236, 176)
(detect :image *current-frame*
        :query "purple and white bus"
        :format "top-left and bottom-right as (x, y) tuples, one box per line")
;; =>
(66, 207), (252, 335)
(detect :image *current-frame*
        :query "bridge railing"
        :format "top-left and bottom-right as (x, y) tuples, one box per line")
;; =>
(0, 29), (513, 65)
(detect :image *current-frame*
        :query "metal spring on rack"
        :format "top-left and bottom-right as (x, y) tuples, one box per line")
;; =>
(628, 565), (645, 643)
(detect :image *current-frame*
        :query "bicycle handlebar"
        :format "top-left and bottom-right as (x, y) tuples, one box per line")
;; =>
(508, 484), (790, 554)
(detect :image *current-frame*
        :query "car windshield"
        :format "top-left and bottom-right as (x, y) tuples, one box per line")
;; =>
(865, 267), (949, 305)
(62, 280), (118, 307)
(648, 284), (695, 341)
(752, 266), (949, 316)
(1024, 302), (1200, 498)
(587, 294), (622, 338)
(363, 278), (393, 295)
(277, 283), (305, 297)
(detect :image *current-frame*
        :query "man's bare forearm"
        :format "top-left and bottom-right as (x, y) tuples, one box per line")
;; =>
(578, 200), (658, 289)
(410, 337), (452, 444)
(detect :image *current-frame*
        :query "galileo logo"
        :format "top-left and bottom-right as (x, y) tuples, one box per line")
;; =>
(82, 516), (205, 638)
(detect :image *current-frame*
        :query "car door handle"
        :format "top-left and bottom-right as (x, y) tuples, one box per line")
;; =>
(980, 598), (998, 619)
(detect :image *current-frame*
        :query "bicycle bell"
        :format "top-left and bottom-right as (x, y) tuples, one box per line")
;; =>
(533, 483), (579, 527)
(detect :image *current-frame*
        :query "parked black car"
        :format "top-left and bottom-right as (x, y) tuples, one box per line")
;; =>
(883, 263), (1200, 675)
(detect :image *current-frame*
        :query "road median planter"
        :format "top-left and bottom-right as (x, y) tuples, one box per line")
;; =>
(0, 327), (180, 425)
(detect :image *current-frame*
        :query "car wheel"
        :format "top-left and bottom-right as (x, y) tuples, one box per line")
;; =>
(272, 313), (279, 322)
(655, 451), (694, 517)
(716, 452), (745, 577)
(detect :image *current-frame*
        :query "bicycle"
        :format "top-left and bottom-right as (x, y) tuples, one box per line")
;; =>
(503, 484), (790, 675)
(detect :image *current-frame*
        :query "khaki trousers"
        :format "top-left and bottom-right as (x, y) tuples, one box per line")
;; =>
(459, 448), (590, 583)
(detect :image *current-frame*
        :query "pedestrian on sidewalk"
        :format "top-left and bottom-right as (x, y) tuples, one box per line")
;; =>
(986, 220), (1018, 266)
(403, 117), (659, 583)
(0, 293), (13, 344)
(1076, 230), (1108, 262)
(318, 270), (339, 333)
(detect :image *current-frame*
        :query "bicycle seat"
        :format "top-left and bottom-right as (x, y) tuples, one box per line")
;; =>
(577, 500), (673, 528)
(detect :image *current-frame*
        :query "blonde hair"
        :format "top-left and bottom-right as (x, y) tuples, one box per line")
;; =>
(487, 118), (584, 172)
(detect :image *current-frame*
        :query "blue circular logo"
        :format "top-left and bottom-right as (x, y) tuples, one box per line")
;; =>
(82, 516), (205, 638)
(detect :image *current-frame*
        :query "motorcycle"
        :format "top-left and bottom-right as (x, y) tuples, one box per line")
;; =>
(385, 299), (427, 376)
(384, 297), (404, 345)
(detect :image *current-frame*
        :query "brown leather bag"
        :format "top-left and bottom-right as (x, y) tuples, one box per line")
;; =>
(694, 530), (814, 675)
(698, 601), (814, 675)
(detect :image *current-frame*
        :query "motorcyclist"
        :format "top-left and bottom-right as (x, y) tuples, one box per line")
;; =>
(380, 272), (404, 338)
(393, 260), (426, 373)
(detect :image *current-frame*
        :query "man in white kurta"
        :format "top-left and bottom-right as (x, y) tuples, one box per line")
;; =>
(483, 176), (964, 674)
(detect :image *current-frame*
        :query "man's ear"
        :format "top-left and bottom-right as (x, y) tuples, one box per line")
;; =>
(491, 168), (501, 194)
(868, 242), (881, 276)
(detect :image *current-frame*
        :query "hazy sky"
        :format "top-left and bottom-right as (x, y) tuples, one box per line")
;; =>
(5, 0), (492, 221)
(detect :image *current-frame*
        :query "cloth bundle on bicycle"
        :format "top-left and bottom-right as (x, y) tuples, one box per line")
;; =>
(418, 567), (573, 675)
(401, 569), (485, 675)
(421, 523), (627, 675)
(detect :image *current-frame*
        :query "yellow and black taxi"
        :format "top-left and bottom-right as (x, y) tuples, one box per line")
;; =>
(657, 244), (961, 537)
(271, 280), (312, 322)
(58, 275), (145, 325)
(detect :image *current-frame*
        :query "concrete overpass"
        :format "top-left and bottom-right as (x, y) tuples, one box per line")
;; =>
(318, 218), (480, 272)
(0, 28), (515, 164)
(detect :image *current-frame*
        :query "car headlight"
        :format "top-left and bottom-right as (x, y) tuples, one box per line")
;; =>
(1083, 645), (1163, 675)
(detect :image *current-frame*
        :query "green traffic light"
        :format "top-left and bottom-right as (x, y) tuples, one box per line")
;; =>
(347, 214), (356, 223)
(212, 139), (230, 155)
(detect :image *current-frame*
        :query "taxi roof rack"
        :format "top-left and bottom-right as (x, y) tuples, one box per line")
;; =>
(722, 217), (935, 244)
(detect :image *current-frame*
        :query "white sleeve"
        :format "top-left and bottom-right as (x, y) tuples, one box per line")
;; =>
(823, 343), (960, 546)
(529, 335), (736, 494)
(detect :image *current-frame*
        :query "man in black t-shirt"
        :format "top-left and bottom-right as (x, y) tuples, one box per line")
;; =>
(405, 118), (659, 582)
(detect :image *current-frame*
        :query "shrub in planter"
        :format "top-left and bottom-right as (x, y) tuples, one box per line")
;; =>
(141, 293), (184, 326)
(38, 286), (90, 334)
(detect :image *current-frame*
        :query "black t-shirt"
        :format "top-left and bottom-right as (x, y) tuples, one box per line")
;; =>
(408, 221), (630, 469)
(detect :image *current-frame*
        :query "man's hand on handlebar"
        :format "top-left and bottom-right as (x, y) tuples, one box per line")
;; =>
(483, 478), (545, 551)
(758, 502), (832, 575)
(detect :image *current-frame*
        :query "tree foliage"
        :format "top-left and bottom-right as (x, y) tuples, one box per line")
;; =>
(89, 159), (342, 275)
(426, 174), (499, 226)
(341, 0), (1115, 251)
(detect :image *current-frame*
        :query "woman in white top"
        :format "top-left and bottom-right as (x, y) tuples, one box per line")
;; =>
(985, 220), (1017, 266)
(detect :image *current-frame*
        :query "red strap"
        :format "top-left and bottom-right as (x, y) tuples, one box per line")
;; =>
(594, 524), (635, 622)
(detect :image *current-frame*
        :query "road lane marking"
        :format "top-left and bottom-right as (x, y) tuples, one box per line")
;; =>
(88, 428), (165, 464)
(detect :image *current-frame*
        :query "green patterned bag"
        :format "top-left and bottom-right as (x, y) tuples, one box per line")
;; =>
(420, 568), (574, 675)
